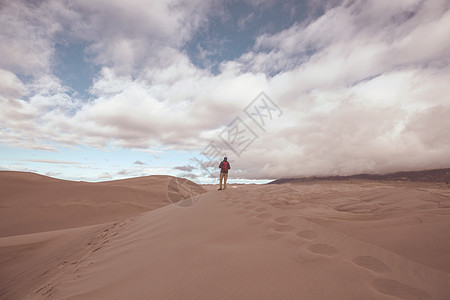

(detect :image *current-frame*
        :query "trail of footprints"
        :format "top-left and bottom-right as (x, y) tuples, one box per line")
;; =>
(33, 219), (133, 298)
(221, 194), (430, 299)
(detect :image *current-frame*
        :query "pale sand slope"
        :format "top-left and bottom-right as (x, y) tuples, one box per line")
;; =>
(0, 224), (108, 299)
(266, 181), (450, 273)
(11, 181), (449, 299)
(0, 171), (198, 237)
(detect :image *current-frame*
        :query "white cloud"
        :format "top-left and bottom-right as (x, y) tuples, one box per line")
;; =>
(0, 69), (27, 99)
(233, 64), (450, 178)
(25, 159), (80, 165)
(64, 0), (215, 75)
(404, 104), (450, 149)
(1, 0), (450, 180)
(98, 172), (112, 179)
(248, 0), (450, 77)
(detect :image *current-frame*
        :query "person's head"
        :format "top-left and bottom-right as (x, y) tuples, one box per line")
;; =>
(224, 157), (227, 161)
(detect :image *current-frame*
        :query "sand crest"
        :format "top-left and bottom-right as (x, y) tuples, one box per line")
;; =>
(0, 172), (193, 237)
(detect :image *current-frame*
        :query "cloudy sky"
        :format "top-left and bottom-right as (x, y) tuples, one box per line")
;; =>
(1, 0), (449, 183)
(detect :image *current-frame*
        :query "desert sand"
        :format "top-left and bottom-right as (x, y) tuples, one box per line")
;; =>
(1, 171), (450, 299)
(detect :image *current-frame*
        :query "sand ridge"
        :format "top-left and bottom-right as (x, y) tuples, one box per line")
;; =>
(0, 171), (202, 237)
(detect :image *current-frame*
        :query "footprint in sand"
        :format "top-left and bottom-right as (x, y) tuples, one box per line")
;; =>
(244, 205), (256, 210)
(308, 243), (339, 256)
(296, 230), (318, 240)
(294, 250), (321, 263)
(243, 200), (252, 204)
(372, 278), (429, 300)
(246, 217), (265, 225)
(273, 224), (295, 232)
(256, 213), (272, 219)
(352, 256), (391, 274)
(254, 207), (266, 212)
(274, 216), (291, 224)
(263, 230), (282, 241)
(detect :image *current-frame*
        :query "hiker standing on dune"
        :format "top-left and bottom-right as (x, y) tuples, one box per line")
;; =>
(218, 157), (231, 190)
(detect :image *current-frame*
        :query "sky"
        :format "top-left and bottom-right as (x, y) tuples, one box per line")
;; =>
(1, 0), (450, 183)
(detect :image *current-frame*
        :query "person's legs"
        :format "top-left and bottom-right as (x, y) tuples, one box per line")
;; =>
(223, 173), (228, 190)
(219, 172), (224, 190)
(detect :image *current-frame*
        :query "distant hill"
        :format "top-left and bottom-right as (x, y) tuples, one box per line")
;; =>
(0, 171), (204, 237)
(269, 168), (450, 184)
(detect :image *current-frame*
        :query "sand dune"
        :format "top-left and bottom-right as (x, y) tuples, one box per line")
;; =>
(1, 172), (450, 299)
(0, 224), (107, 299)
(0, 171), (201, 237)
